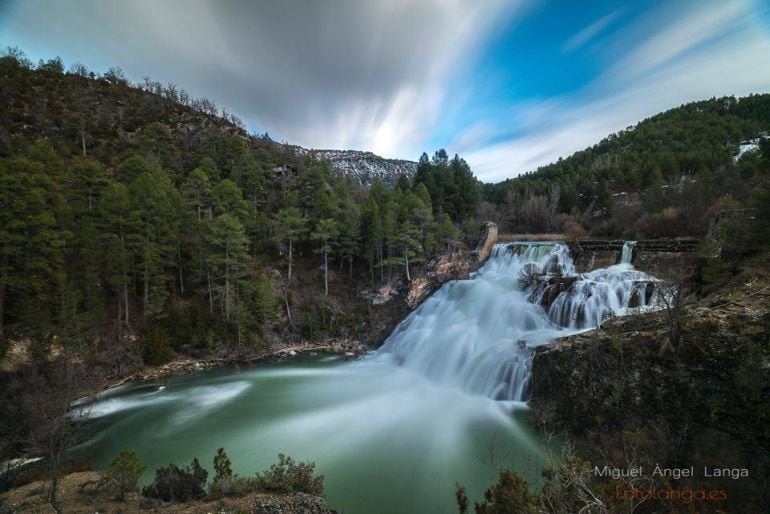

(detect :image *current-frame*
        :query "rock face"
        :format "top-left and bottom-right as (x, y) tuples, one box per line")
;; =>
(358, 278), (402, 305)
(360, 221), (497, 311)
(528, 255), (770, 511)
(405, 251), (475, 308)
(530, 304), (768, 434)
(529, 275), (579, 310)
(306, 149), (417, 187)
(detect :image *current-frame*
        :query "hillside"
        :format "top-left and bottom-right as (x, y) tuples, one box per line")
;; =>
(481, 95), (770, 238)
(488, 94), (770, 201)
(0, 57), (414, 188)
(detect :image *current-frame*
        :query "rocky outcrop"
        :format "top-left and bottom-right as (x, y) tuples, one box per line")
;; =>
(359, 221), (498, 311)
(530, 293), (769, 434)
(528, 254), (770, 511)
(405, 250), (474, 308)
(358, 278), (401, 305)
(475, 221), (498, 263)
(300, 148), (417, 187)
(529, 275), (578, 310)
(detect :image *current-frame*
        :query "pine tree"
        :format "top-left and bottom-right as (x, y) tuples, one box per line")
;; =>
(181, 168), (212, 221)
(0, 157), (67, 338)
(204, 214), (250, 323)
(396, 221), (421, 281)
(98, 182), (132, 326)
(253, 273), (277, 326)
(211, 179), (249, 220)
(312, 218), (338, 297)
(274, 207), (307, 281)
(336, 192), (361, 277)
(435, 212), (460, 252)
(106, 450), (145, 502)
(361, 198), (384, 283)
(128, 168), (181, 318)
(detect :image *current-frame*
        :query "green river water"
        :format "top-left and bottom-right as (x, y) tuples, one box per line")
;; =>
(76, 355), (547, 514)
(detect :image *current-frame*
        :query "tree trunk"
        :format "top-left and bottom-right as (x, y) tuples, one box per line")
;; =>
(123, 283), (129, 326)
(80, 116), (87, 157)
(48, 473), (62, 514)
(225, 239), (230, 322)
(177, 243), (184, 295)
(283, 288), (292, 327)
(143, 261), (149, 315)
(207, 269), (214, 314)
(404, 250), (411, 281)
(288, 238), (293, 281)
(0, 283), (5, 340)
(323, 248), (329, 297)
(117, 293), (122, 337)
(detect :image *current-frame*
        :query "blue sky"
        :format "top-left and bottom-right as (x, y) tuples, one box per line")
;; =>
(2, 0), (770, 182)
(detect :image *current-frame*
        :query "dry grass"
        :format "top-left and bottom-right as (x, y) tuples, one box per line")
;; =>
(1, 471), (329, 513)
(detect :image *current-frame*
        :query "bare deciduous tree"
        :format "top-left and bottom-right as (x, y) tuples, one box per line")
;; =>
(26, 354), (96, 514)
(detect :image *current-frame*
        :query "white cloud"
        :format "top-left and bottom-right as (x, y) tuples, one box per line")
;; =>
(562, 10), (620, 53)
(465, 0), (770, 182)
(0, 0), (523, 160)
(612, 0), (753, 80)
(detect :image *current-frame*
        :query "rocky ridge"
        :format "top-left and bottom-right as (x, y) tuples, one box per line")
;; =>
(294, 148), (417, 186)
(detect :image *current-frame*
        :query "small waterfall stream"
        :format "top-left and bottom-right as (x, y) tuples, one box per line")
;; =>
(374, 242), (661, 401)
(620, 241), (637, 264)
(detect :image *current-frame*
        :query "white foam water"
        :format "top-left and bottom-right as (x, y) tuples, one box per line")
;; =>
(374, 242), (661, 401)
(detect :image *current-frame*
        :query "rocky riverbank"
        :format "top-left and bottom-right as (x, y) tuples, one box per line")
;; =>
(104, 338), (365, 389)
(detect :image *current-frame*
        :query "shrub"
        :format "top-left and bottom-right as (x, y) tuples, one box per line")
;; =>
(207, 475), (251, 499)
(208, 447), (243, 499)
(253, 454), (324, 496)
(471, 469), (539, 514)
(207, 452), (325, 500)
(213, 447), (232, 480)
(106, 450), (145, 502)
(142, 458), (208, 502)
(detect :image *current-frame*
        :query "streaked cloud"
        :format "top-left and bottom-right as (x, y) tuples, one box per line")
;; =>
(1, 0), (768, 182)
(562, 10), (620, 53)
(0, 0), (520, 159)
(612, 0), (753, 80)
(463, 0), (770, 182)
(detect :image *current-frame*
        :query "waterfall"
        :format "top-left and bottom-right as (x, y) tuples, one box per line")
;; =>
(373, 242), (661, 402)
(620, 241), (637, 264)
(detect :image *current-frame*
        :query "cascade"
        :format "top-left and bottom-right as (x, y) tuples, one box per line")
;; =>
(374, 242), (661, 401)
(620, 241), (637, 264)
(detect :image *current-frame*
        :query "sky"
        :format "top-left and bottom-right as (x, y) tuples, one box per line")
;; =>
(1, 0), (770, 182)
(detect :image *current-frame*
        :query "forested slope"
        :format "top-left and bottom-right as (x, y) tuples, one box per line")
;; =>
(0, 52), (478, 367)
(483, 95), (770, 237)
